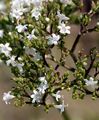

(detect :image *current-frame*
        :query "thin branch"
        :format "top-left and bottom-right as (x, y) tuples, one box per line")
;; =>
(70, 52), (77, 63)
(48, 57), (75, 72)
(94, 71), (99, 77)
(85, 49), (96, 78)
(71, 32), (82, 53)
(70, 25), (96, 64)
(42, 54), (50, 67)
(70, 25), (83, 64)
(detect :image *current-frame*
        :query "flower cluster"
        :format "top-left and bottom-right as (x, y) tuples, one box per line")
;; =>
(0, 0), (99, 115)
(31, 77), (49, 103)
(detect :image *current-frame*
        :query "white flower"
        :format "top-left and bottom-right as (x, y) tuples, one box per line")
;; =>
(57, 11), (69, 23)
(16, 24), (27, 33)
(3, 91), (15, 104)
(31, 90), (42, 103)
(0, 29), (4, 38)
(10, 0), (30, 19)
(31, 8), (41, 19)
(6, 55), (24, 73)
(39, 77), (47, 84)
(38, 83), (48, 94)
(52, 91), (61, 101)
(0, 43), (12, 57)
(10, 8), (25, 19)
(31, 76), (49, 103)
(27, 29), (37, 40)
(54, 101), (68, 113)
(16, 63), (24, 73)
(38, 77), (49, 94)
(47, 33), (60, 45)
(31, 8), (41, 20)
(58, 22), (70, 34)
(84, 77), (98, 91)
(6, 56), (16, 67)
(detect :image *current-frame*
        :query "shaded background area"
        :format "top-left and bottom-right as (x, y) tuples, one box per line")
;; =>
(0, 24), (99, 120)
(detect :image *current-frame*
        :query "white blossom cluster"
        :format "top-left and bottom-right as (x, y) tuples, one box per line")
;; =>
(30, 77), (49, 103)
(10, 0), (73, 20)
(10, 0), (31, 19)
(1, 0), (99, 115)
(2, 0), (72, 112)
(30, 76), (67, 112)
(0, 43), (24, 73)
(6, 55), (24, 74)
(46, 9), (71, 45)
(10, 0), (71, 60)
(10, 0), (71, 45)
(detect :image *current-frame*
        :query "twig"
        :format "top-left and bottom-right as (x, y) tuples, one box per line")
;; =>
(71, 32), (82, 53)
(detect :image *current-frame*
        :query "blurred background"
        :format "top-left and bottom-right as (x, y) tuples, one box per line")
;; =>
(0, 0), (99, 120)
